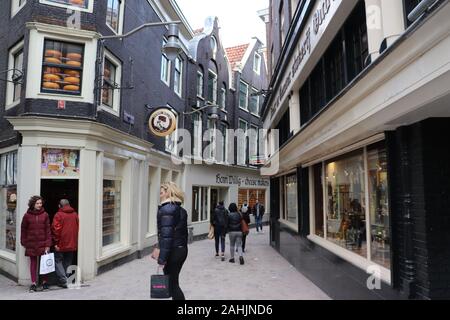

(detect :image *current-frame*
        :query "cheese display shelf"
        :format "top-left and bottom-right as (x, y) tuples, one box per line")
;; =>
(46, 0), (89, 9)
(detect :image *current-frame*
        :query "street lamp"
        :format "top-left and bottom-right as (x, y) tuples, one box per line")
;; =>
(163, 23), (183, 61)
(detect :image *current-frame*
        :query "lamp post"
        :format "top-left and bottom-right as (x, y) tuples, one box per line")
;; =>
(95, 21), (183, 115)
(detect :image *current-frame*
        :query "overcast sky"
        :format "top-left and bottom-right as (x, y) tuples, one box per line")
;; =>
(175, 0), (269, 48)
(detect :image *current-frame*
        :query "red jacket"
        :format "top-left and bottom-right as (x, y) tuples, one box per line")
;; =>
(21, 209), (52, 257)
(52, 206), (79, 252)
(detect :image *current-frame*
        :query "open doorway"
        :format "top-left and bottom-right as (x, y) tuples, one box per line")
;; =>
(40, 179), (79, 284)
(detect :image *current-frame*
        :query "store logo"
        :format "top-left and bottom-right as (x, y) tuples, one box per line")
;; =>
(148, 107), (177, 137)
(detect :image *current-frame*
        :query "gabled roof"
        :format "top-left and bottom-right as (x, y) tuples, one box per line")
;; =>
(225, 44), (250, 70)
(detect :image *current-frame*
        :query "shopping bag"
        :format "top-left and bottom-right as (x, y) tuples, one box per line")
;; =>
(241, 219), (250, 235)
(39, 252), (55, 275)
(151, 267), (171, 299)
(208, 225), (215, 240)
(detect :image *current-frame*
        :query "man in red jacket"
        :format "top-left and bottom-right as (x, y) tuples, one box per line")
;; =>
(52, 199), (79, 288)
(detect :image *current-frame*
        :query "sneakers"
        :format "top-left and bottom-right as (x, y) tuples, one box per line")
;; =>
(229, 258), (235, 263)
(29, 284), (37, 293)
(58, 282), (68, 289)
(239, 256), (245, 265)
(215, 253), (220, 258)
(42, 283), (49, 292)
(221, 255), (225, 262)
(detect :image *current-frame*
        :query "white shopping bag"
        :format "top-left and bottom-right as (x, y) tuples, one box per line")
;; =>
(39, 253), (55, 275)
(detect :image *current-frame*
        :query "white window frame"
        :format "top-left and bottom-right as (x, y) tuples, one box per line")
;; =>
(239, 80), (249, 111)
(100, 50), (122, 116)
(219, 123), (229, 164)
(253, 52), (261, 74)
(106, 0), (125, 35)
(249, 87), (260, 117)
(11, 0), (26, 17)
(191, 186), (210, 224)
(249, 124), (259, 165)
(5, 40), (24, 110)
(174, 56), (183, 97)
(165, 108), (178, 154)
(39, 0), (94, 13)
(197, 71), (204, 98)
(237, 118), (248, 166)
(207, 69), (218, 104)
(160, 39), (171, 87)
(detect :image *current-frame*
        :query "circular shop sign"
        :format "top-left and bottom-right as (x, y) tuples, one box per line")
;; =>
(148, 107), (177, 137)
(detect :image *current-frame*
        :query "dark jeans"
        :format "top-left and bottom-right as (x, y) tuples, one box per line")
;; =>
(55, 251), (74, 285)
(164, 246), (188, 300)
(214, 225), (226, 254)
(242, 233), (247, 252)
(256, 216), (263, 232)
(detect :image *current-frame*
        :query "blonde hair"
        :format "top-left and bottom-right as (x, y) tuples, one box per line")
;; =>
(161, 182), (185, 203)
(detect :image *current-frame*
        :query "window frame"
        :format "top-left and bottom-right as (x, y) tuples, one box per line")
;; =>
(249, 87), (260, 116)
(100, 50), (122, 116)
(207, 69), (218, 105)
(106, 0), (125, 35)
(253, 52), (261, 74)
(5, 40), (24, 109)
(239, 80), (249, 111)
(237, 118), (248, 166)
(191, 186), (210, 223)
(160, 39), (171, 87)
(219, 86), (227, 111)
(11, 0), (26, 17)
(174, 56), (183, 97)
(197, 70), (204, 98)
(39, 0), (94, 13)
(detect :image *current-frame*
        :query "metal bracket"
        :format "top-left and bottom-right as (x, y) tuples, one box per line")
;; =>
(0, 69), (24, 85)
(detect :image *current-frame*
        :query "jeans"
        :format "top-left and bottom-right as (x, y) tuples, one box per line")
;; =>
(229, 232), (243, 259)
(214, 225), (226, 254)
(256, 216), (263, 232)
(55, 251), (75, 285)
(242, 234), (247, 252)
(164, 246), (188, 300)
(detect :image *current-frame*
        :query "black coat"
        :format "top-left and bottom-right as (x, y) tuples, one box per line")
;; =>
(211, 205), (228, 227)
(157, 201), (188, 265)
(227, 211), (242, 233)
(252, 203), (265, 218)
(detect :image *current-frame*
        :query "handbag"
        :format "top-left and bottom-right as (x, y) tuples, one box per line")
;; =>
(208, 224), (215, 240)
(241, 215), (250, 235)
(151, 266), (171, 299)
(39, 252), (55, 275)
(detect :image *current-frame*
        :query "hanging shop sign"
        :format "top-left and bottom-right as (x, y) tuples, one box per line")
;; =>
(41, 149), (80, 177)
(148, 107), (177, 137)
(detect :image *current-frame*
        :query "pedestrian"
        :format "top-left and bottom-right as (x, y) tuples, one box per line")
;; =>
(20, 196), (52, 293)
(252, 199), (265, 233)
(240, 202), (251, 253)
(210, 201), (228, 261)
(52, 199), (79, 289)
(151, 182), (188, 300)
(227, 203), (244, 265)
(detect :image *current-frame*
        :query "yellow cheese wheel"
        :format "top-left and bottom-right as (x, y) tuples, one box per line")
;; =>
(64, 76), (80, 85)
(66, 53), (82, 61)
(45, 57), (62, 64)
(43, 82), (60, 90)
(45, 50), (62, 58)
(69, 0), (85, 6)
(43, 74), (61, 82)
(45, 67), (61, 74)
(63, 85), (80, 91)
(66, 60), (82, 67)
(64, 70), (80, 77)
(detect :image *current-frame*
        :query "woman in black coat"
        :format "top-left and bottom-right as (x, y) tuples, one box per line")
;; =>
(153, 182), (188, 300)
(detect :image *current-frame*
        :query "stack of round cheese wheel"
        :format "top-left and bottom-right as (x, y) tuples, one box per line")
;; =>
(43, 50), (63, 89)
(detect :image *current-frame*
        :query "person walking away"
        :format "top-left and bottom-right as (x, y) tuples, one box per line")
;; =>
(211, 201), (228, 261)
(240, 203), (251, 253)
(227, 203), (244, 265)
(152, 182), (188, 300)
(52, 199), (79, 288)
(20, 196), (52, 292)
(252, 200), (265, 233)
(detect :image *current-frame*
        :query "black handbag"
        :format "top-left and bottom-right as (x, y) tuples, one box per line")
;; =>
(151, 267), (171, 299)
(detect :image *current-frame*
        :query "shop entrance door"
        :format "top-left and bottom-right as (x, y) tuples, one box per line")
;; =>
(40, 179), (79, 284)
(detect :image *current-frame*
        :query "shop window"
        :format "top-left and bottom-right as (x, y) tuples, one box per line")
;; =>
(237, 119), (248, 166)
(41, 39), (84, 96)
(11, 0), (26, 17)
(102, 157), (123, 247)
(0, 151), (18, 253)
(207, 70), (217, 104)
(6, 41), (24, 108)
(249, 88), (260, 116)
(192, 186), (209, 223)
(197, 68), (204, 98)
(160, 39), (171, 86)
(106, 0), (123, 33)
(174, 56), (183, 97)
(368, 143), (390, 269)
(326, 151), (367, 258)
(313, 163), (324, 237)
(239, 81), (249, 110)
(282, 174), (298, 226)
(101, 51), (122, 114)
(238, 189), (266, 209)
(40, 0), (89, 10)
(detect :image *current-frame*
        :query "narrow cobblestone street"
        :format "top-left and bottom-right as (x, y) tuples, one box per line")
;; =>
(0, 231), (329, 300)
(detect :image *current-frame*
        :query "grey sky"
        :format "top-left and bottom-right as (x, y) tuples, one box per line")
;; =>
(175, 0), (269, 48)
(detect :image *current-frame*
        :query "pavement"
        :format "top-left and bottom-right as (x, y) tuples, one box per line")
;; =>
(0, 231), (330, 300)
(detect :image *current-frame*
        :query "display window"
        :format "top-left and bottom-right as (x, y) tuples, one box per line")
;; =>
(0, 152), (18, 253)
(42, 0), (89, 9)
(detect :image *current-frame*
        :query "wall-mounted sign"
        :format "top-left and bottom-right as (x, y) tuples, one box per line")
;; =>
(148, 107), (177, 137)
(41, 149), (80, 177)
(216, 174), (270, 187)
